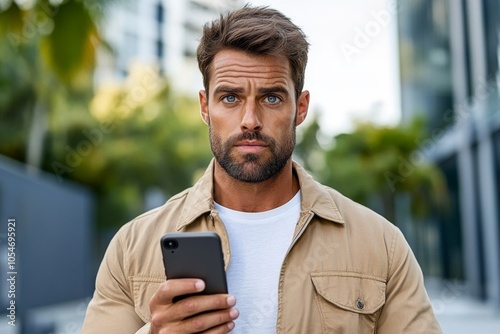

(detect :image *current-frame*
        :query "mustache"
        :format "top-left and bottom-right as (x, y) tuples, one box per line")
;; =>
(228, 132), (274, 146)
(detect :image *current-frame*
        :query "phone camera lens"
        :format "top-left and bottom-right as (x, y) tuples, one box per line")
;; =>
(164, 239), (178, 250)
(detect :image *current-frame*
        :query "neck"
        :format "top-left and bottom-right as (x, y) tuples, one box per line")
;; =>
(213, 160), (299, 212)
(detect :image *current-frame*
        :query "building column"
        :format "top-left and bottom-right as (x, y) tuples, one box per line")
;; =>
(466, 0), (500, 306)
(449, 1), (483, 299)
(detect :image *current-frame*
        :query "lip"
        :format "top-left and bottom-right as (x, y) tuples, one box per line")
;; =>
(234, 140), (268, 153)
(234, 140), (268, 147)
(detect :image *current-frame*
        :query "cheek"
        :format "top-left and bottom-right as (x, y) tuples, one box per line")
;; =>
(273, 115), (296, 132)
(207, 117), (237, 140)
(209, 110), (243, 129)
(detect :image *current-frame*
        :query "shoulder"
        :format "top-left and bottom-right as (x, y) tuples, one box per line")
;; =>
(329, 186), (396, 230)
(303, 174), (406, 269)
(294, 161), (401, 244)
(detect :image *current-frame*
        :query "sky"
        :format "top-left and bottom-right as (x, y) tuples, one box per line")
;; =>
(249, 0), (402, 135)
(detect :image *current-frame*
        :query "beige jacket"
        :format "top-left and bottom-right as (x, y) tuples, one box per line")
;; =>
(82, 160), (441, 333)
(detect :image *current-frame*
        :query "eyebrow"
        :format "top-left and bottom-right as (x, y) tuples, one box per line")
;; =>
(212, 85), (245, 96)
(212, 85), (290, 97)
(257, 86), (290, 97)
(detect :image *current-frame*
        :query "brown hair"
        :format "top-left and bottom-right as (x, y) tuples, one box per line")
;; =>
(197, 5), (309, 99)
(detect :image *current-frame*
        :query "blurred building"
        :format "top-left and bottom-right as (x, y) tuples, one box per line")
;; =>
(397, 0), (500, 307)
(94, 0), (243, 94)
(0, 156), (94, 334)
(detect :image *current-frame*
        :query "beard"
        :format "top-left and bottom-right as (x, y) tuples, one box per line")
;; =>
(209, 128), (296, 183)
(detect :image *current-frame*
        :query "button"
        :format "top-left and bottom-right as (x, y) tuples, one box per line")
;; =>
(356, 299), (364, 309)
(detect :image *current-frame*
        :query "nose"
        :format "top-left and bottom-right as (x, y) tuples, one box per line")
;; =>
(240, 101), (262, 132)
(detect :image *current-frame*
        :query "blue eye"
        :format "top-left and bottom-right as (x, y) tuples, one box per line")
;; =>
(265, 95), (281, 104)
(223, 95), (237, 103)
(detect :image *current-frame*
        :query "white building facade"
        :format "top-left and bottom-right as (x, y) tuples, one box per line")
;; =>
(95, 0), (242, 94)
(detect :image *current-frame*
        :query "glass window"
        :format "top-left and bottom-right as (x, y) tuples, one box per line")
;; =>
(482, 0), (500, 80)
(156, 2), (164, 24)
(156, 40), (164, 59)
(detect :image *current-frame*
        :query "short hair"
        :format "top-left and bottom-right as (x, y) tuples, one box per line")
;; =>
(197, 5), (309, 99)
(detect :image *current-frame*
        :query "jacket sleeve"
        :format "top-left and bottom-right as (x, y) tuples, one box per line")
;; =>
(377, 227), (442, 333)
(81, 231), (150, 334)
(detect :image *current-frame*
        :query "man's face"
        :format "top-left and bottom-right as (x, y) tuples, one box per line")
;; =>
(199, 49), (309, 183)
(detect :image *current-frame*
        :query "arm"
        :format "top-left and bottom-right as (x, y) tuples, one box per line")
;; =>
(82, 232), (238, 333)
(82, 233), (148, 333)
(377, 228), (442, 333)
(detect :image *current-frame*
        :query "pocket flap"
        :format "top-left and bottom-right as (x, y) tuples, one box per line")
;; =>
(130, 276), (164, 323)
(311, 272), (386, 314)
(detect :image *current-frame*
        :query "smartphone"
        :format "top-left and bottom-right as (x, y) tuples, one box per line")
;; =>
(160, 232), (228, 302)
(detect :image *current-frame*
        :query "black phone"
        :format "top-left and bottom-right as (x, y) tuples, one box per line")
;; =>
(160, 231), (228, 302)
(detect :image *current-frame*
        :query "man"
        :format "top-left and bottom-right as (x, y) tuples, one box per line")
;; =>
(82, 6), (441, 334)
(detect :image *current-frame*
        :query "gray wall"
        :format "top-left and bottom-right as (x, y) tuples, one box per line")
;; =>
(0, 155), (94, 330)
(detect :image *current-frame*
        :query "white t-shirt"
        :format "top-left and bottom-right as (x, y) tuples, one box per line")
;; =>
(214, 191), (301, 333)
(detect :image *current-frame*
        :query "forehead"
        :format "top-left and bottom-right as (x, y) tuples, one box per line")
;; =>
(209, 49), (292, 91)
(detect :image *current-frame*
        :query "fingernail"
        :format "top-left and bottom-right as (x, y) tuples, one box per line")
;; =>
(227, 321), (235, 330)
(195, 280), (205, 291)
(227, 295), (236, 306)
(229, 308), (239, 319)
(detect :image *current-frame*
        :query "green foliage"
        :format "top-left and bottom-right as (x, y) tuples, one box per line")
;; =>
(43, 67), (212, 230)
(0, 0), (106, 170)
(1, 0), (102, 84)
(296, 117), (448, 224)
(0, 1), (212, 231)
(0, 41), (33, 160)
(40, 0), (99, 82)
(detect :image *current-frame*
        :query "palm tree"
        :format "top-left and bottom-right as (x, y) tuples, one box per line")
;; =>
(0, 0), (107, 168)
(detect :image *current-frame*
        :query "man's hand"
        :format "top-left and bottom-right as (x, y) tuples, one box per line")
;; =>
(149, 279), (239, 333)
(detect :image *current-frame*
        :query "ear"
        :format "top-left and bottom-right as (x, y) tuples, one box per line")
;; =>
(199, 90), (209, 125)
(295, 90), (310, 126)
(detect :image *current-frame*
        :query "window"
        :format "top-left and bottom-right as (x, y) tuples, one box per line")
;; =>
(156, 2), (164, 24)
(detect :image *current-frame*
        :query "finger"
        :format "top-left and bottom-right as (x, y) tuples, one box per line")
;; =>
(151, 279), (205, 306)
(177, 294), (236, 319)
(201, 321), (236, 334)
(184, 307), (239, 333)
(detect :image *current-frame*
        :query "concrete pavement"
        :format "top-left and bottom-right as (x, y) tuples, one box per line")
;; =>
(427, 279), (500, 332)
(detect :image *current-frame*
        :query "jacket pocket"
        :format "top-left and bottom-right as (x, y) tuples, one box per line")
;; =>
(130, 276), (164, 323)
(311, 271), (386, 334)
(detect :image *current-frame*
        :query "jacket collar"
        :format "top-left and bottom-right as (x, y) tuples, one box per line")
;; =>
(292, 161), (345, 224)
(176, 159), (345, 230)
